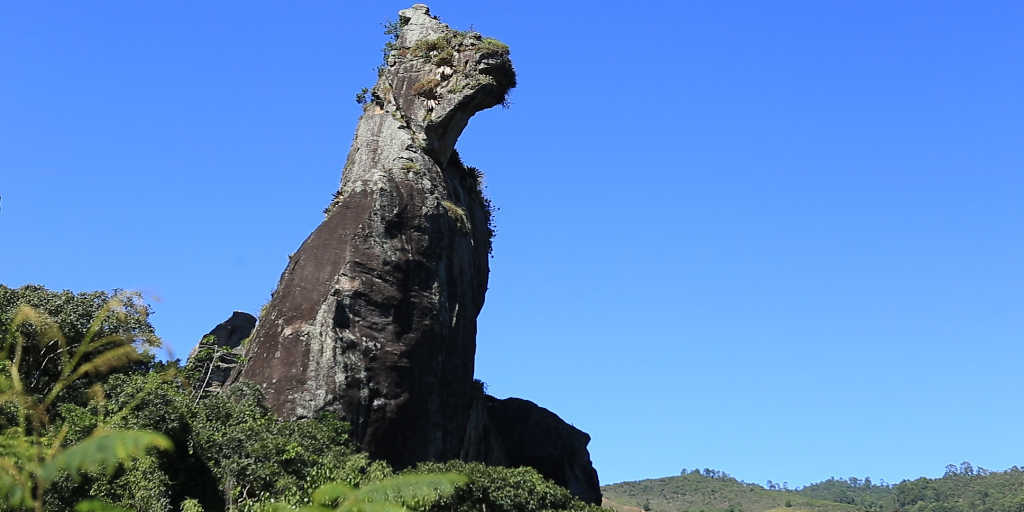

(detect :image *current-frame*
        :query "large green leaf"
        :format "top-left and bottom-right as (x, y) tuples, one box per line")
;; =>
(312, 481), (356, 506)
(357, 472), (467, 508)
(74, 498), (133, 512)
(296, 473), (467, 512)
(39, 430), (172, 484)
(0, 467), (31, 508)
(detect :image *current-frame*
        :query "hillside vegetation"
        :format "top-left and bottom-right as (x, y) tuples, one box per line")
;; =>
(604, 464), (1024, 512)
(602, 471), (864, 512)
(0, 284), (602, 512)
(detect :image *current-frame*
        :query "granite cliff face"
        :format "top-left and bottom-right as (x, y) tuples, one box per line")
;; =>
(463, 396), (602, 504)
(187, 311), (256, 395)
(227, 4), (600, 503)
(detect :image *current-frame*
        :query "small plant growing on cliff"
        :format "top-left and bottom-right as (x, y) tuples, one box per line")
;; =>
(355, 88), (370, 105)
(381, 18), (404, 61)
(412, 78), (442, 99)
(478, 37), (510, 57)
(471, 378), (487, 396)
(324, 190), (343, 215)
(464, 165), (498, 254)
(432, 48), (455, 67)
(441, 200), (470, 233)
(411, 35), (450, 58)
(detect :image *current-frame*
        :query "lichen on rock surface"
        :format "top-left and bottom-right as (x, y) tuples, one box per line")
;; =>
(226, 4), (600, 504)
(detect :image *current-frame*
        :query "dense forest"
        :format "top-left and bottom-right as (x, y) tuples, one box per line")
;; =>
(0, 285), (602, 512)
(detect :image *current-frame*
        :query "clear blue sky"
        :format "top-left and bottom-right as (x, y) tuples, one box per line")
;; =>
(2, 0), (1022, 489)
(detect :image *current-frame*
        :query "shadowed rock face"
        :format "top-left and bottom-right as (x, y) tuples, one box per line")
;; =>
(463, 396), (603, 504)
(187, 311), (256, 394)
(227, 4), (601, 503)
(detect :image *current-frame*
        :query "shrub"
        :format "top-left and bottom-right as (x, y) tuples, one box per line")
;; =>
(411, 36), (450, 58)
(412, 78), (441, 99)
(406, 461), (598, 512)
(432, 48), (455, 67)
(478, 38), (510, 57)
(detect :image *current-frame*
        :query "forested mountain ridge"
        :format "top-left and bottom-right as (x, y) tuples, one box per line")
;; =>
(602, 471), (865, 512)
(603, 464), (1024, 512)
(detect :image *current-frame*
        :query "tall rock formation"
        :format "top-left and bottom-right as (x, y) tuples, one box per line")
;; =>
(228, 4), (600, 503)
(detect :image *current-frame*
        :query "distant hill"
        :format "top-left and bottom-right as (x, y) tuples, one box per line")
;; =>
(890, 464), (1024, 512)
(602, 464), (1024, 512)
(797, 477), (894, 511)
(601, 471), (867, 512)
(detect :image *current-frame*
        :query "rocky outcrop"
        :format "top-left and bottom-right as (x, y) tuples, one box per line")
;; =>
(187, 311), (256, 394)
(463, 396), (602, 504)
(227, 4), (600, 503)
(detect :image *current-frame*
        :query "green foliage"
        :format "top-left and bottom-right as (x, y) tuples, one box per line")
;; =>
(796, 477), (893, 511)
(180, 499), (204, 512)
(410, 36), (452, 59)
(74, 499), (132, 512)
(324, 190), (343, 216)
(0, 285), (157, 401)
(0, 287), (593, 512)
(33, 363), (391, 512)
(464, 165), (497, 251)
(407, 461), (597, 512)
(602, 472), (860, 512)
(478, 38), (509, 57)
(608, 468), (1024, 512)
(0, 285), (388, 511)
(431, 48), (454, 67)
(355, 88), (370, 105)
(43, 430), (172, 483)
(440, 201), (471, 233)
(411, 78), (441, 99)
(382, 19), (402, 41)
(0, 294), (171, 512)
(268, 472), (466, 512)
(189, 383), (390, 510)
(380, 18), (403, 63)
(445, 150), (497, 254)
(891, 464), (1024, 512)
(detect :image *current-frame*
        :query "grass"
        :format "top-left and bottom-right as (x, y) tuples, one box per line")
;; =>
(411, 34), (453, 58)
(441, 200), (470, 232)
(479, 37), (510, 56)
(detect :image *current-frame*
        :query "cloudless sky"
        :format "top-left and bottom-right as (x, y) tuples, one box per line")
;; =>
(2, 0), (1023, 489)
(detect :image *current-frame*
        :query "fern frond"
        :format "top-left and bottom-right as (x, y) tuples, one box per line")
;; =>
(82, 298), (124, 348)
(7, 305), (63, 393)
(312, 481), (357, 506)
(357, 472), (466, 508)
(42, 344), (143, 408)
(0, 458), (32, 508)
(39, 430), (172, 484)
(71, 344), (142, 379)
